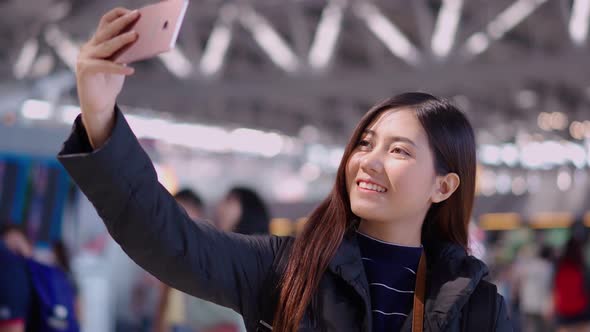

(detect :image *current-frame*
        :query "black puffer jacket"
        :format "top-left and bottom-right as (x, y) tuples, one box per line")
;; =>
(58, 108), (512, 331)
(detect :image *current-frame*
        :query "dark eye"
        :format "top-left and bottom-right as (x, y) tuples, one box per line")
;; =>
(358, 139), (372, 149)
(392, 147), (409, 156)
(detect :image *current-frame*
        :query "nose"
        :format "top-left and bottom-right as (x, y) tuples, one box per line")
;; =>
(359, 150), (384, 175)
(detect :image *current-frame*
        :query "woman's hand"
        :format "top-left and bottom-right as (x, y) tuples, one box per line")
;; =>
(76, 7), (139, 148)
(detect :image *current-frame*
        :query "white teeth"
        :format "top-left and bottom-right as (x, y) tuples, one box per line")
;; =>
(358, 181), (386, 193)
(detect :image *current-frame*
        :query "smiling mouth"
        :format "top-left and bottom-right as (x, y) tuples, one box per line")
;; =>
(357, 181), (387, 193)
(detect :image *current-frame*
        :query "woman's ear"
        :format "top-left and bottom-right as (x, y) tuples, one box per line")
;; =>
(431, 173), (460, 203)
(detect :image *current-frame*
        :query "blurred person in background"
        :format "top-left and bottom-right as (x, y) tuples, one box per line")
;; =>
(553, 236), (590, 332)
(215, 186), (270, 235)
(0, 224), (80, 332)
(61, 7), (511, 331)
(0, 224), (34, 332)
(514, 244), (554, 332)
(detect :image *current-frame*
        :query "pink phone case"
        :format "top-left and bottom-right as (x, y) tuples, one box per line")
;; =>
(112, 0), (189, 64)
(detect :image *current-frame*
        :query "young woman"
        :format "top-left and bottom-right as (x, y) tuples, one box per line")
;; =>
(59, 7), (511, 332)
(553, 237), (590, 332)
(216, 187), (270, 235)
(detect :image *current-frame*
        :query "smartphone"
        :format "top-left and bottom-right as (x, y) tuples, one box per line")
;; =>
(111, 0), (189, 64)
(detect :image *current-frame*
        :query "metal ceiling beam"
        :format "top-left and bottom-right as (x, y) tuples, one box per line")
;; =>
(118, 52), (590, 105)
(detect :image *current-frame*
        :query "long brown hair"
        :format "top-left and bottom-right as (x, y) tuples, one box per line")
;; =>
(273, 92), (477, 331)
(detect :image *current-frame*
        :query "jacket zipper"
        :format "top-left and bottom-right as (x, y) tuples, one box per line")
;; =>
(259, 320), (273, 330)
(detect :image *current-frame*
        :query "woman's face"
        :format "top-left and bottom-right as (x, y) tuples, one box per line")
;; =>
(176, 198), (202, 220)
(2, 230), (33, 258)
(345, 108), (441, 226)
(215, 195), (242, 232)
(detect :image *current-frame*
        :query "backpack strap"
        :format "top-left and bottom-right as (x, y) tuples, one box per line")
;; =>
(412, 251), (427, 332)
(462, 280), (498, 332)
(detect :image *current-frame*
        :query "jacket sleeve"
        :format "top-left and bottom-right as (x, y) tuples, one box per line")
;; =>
(57, 107), (287, 326)
(494, 294), (513, 332)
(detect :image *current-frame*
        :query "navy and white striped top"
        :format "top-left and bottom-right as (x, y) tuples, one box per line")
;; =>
(357, 231), (423, 332)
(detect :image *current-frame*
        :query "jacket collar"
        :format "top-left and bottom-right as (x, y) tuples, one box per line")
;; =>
(327, 226), (373, 331)
(327, 228), (365, 282)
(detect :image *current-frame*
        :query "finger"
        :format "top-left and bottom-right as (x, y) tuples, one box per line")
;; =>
(77, 59), (135, 76)
(94, 10), (139, 44)
(90, 30), (138, 59)
(98, 7), (130, 28)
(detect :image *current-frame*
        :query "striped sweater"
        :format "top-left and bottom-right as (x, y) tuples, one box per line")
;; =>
(357, 231), (423, 332)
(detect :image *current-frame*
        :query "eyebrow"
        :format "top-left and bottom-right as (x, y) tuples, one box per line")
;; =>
(363, 129), (417, 147)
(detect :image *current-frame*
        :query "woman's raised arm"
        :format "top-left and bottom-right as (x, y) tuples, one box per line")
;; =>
(59, 8), (290, 330)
